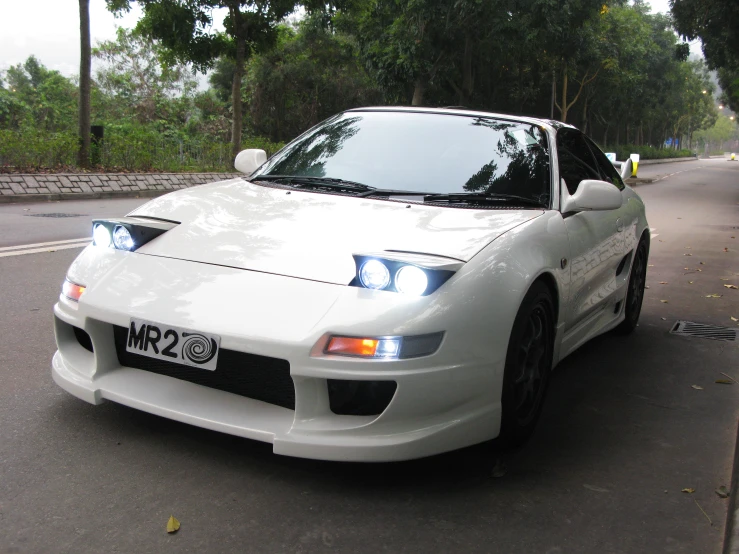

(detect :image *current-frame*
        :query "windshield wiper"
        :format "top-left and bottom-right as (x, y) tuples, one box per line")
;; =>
(357, 188), (435, 198)
(251, 175), (374, 193)
(422, 192), (547, 208)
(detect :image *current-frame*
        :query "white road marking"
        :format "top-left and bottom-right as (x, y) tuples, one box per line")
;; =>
(653, 166), (705, 182)
(0, 237), (90, 252)
(0, 241), (90, 258)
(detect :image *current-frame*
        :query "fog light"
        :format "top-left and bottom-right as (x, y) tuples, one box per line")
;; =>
(113, 225), (134, 250)
(93, 224), (111, 247)
(62, 279), (86, 301)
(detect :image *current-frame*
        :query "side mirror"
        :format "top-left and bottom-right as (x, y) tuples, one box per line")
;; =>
(234, 149), (267, 175)
(561, 179), (622, 213)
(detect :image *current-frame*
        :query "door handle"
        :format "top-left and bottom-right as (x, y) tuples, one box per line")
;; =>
(616, 218), (624, 232)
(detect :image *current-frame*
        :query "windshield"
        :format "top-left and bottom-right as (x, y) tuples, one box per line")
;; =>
(253, 111), (551, 206)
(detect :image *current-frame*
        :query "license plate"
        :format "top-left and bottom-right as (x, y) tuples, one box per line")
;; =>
(126, 318), (221, 371)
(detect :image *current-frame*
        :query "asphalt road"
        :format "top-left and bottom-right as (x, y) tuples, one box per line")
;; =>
(1, 159), (738, 553)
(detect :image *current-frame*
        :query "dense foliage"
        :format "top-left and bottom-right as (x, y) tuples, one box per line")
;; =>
(0, 0), (736, 171)
(671, 0), (739, 112)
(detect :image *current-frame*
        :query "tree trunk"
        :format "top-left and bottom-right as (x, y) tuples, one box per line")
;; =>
(461, 33), (473, 105)
(560, 70), (568, 122)
(411, 78), (425, 106)
(230, 3), (246, 161)
(77, 0), (91, 168)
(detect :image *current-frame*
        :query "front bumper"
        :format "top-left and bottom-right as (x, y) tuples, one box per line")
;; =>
(52, 250), (503, 462)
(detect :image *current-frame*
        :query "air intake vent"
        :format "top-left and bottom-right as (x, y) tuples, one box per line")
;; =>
(670, 321), (737, 342)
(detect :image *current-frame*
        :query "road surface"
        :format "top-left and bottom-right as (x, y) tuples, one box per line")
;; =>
(1, 158), (738, 553)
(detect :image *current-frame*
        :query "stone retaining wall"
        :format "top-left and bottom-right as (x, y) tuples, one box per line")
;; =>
(0, 173), (238, 197)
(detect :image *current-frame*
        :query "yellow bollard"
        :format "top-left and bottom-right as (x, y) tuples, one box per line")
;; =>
(732, 153), (736, 161)
(630, 153), (640, 177)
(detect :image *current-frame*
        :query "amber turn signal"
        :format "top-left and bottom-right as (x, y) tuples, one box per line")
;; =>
(62, 279), (86, 302)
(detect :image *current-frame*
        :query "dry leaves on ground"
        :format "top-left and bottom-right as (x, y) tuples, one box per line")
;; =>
(660, 300), (668, 303)
(716, 379), (733, 385)
(716, 486), (730, 499)
(691, 385), (704, 390)
(682, 488), (696, 493)
(167, 515), (180, 534)
(724, 284), (738, 290)
(706, 294), (723, 298)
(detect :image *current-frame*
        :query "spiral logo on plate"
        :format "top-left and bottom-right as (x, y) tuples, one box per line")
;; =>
(181, 332), (218, 365)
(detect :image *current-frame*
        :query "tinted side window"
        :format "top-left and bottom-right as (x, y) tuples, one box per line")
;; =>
(584, 136), (625, 190)
(556, 129), (601, 194)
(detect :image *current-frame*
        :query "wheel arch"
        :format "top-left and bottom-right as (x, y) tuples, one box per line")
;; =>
(531, 271), (560, 325)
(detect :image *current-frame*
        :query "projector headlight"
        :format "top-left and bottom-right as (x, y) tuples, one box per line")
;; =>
(395, 265), (429, 296)
(359, 259), (391, 290)
(351, 254), (457, 296)
(90, 217), (179, 252)
(113, 225), (135, 251)
(93, 223), (112, 248)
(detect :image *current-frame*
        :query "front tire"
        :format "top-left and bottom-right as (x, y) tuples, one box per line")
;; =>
(500, 281), (555, 447)
(615, 238), (648, 335)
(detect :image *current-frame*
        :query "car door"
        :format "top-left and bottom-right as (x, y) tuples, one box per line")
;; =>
(557, 128), (628, 347)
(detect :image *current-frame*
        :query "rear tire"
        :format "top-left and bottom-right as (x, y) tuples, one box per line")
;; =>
(615, 238), (648, 335)
(499, 281), (555, 447)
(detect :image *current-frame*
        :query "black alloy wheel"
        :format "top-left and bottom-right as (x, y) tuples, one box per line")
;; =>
(500, 281), (554, 446)
(615, 238), (648, 335)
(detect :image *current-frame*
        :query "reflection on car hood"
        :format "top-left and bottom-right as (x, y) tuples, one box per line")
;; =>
(129, 178), (543, 284)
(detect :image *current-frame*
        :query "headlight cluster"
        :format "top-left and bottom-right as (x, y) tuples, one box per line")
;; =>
(352, 255), (455, 296)
(91, 217), (179, 252)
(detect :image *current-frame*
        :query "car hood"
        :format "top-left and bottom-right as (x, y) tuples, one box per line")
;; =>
(130, 178), (543, 285)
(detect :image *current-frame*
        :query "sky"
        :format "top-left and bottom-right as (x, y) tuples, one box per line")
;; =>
(0, 0), (691, 80)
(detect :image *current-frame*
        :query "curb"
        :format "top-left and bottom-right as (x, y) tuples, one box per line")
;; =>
(639, 157), (698, 165)
(0, 189), (168, 204)
(723, 418), (739, 553)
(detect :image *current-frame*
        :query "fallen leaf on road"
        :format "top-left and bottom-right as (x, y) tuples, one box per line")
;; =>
(705, 294), (723, 298)
(716, 380), (733, 385)
(682, 488), (695, 493)
(659, 281), (668, 284)
(724, 284), (738, 289)
(660, 300), (668, 303)
(731, 317), (738, 322)
(721, 278), (730, 281)
(645, 286), (650, 289)
(725, 248), (730, 252)
(684, 253), (692, 256)
(685, 246), (691, 249)
(167, 515), (180, 534)
(691, 385), (703, 390)
(648, 264), (654, 267)
(699, 261), (705, 265)
(716, 486), (730, 499)
(689, 281), (694, 284)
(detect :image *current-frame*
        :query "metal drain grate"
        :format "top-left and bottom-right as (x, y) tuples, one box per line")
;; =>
(670, 321), (737, 342)
(25, 213), (87, 218)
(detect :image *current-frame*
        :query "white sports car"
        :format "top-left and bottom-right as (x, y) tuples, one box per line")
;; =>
(52, 107), (648, 461)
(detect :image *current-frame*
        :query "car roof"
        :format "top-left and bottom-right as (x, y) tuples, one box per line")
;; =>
(345, 106), (577, 132)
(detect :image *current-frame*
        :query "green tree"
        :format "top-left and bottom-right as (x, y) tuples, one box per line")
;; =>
(93, 27), (198, 124)
(671, 0), (739, 111)
(107, 0), (314, 159)
(246, 16), (382, 142)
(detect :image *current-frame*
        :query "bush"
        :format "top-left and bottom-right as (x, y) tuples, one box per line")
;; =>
(601, 144), (696, 161)
(0, 127), (284, 172)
